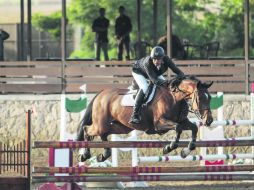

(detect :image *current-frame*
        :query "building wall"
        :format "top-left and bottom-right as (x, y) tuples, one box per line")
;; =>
(0, 94), (251, 145)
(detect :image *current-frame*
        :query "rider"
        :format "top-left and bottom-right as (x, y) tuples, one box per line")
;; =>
(129, 46), (185, 124)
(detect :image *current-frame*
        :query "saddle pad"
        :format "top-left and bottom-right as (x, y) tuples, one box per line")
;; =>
(121, 85), (156, 107)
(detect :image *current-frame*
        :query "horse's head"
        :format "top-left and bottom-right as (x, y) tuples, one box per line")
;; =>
(194, 81), (214, 126)
(173, 76), (213, 127)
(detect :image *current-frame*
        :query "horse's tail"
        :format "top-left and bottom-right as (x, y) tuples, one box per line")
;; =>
(76, 93), (100, 141)
(81, 93), (100, 126)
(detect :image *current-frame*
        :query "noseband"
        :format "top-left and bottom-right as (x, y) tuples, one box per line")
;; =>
(188, 89), (210, 120)
(171, 84), (210, 120)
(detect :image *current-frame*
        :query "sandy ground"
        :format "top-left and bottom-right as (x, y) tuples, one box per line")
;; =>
(3, 156), (254, 190)
(33, 181), (254, 190)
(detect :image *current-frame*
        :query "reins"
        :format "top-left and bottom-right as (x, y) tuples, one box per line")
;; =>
(170, 81), (209, 120)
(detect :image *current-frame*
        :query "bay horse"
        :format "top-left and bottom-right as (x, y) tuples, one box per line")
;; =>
(76, 76), (213, 162)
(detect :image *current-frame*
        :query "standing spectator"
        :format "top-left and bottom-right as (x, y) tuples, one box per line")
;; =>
(115, 5), (132, 60)
(0, 29), (9, 61)
(92, 8), (109, 61)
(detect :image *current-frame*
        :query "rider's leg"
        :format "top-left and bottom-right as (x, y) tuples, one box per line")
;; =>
(129, 72), (148, 124)
(129, 89), (145, 124)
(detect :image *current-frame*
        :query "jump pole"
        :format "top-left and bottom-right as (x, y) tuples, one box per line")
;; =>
(33, 139), (254, 149)
(32, 174), (254, 183)
(138, 153), (254, 163)
(33, 165), (254, 174)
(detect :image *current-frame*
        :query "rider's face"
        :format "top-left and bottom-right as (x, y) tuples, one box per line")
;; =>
(152, 58), (162, 67)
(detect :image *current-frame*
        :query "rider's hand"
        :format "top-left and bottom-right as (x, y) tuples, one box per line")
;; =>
(155, 79), (167, 86)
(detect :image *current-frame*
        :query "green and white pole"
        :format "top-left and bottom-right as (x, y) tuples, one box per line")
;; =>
(53, 85), (87, 171)
(60, 84), (87, 141)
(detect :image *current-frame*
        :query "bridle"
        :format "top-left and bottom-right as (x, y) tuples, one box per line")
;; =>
(188, 88), (211, 120)
(170, 82), (210, 120)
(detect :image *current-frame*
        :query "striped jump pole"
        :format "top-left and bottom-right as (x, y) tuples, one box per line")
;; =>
(33, 139), (254, 149)
(139, 153), (254, 163)
(33, 165), (254, 174)
(194, 119), (254, 127)
(32, 174), (254, 183)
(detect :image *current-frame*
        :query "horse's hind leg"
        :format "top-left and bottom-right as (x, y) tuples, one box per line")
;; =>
(96, 133), (111, 162)
(79, 126), (93, 162)
(163, 124), (182, 154)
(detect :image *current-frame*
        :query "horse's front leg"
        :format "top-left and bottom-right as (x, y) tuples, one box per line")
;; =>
(163, 124), (182, 154)
(180, 119), (198, 158)
(97, 133), (111, 162)
(79, 126), (92, 162)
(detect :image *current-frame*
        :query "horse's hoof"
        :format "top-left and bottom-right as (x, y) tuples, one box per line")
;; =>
(96, 154), (106, 162)
(78, 152), (91, 162)
(188, 142), (196, 151)
(163, 145), (171, 154)
(180, 148), (191, 158)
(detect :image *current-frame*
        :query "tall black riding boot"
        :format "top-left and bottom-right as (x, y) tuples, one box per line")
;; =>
(129, 90), (145, 124)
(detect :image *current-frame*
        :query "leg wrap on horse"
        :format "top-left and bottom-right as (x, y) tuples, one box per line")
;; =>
(170, 140), (179, 150)
(188, 141), (196, 151)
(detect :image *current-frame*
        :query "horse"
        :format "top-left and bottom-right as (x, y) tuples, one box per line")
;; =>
(76, 76), (213, 162)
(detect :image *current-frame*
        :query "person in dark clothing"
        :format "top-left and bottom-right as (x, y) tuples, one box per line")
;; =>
(92, 8), (110, 61)
(0, 29), (9, 61)
(129, 46), (184, 124)
(115, 5), (132, 60)
(157, 34), (187, 59)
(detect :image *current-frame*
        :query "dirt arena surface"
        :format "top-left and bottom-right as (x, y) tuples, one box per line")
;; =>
(32, 181), (254, 190)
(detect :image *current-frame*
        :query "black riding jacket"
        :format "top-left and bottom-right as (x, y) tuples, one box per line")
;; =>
(132, 56), (184, 85)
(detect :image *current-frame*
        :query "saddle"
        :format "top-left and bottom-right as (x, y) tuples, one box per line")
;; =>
(130, 80), (154, 101)
(121, 80), (156, 107)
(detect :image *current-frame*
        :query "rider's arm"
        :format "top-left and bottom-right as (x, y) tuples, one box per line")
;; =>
(144, 61), (165, 86)
(165, 56), (184, 76)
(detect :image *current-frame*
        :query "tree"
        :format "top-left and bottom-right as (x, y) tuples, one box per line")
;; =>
(32, 0), (254, 58)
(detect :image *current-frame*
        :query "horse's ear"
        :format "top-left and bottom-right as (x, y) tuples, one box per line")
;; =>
(198, 81), (213, 89)
(204, 81), (213, 89)
(197, 81), (213, 88)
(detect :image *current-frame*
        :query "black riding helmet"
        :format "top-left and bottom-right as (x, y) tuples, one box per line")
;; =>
(150, 46), (165, 59)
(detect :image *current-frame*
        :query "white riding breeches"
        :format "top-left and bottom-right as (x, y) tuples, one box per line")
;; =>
(132, 72), (165, 94)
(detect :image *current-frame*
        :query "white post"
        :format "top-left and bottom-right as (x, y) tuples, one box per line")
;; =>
(217, 92), (224, 155)
(111, 134), (118, 167)
(131, 130), (138, 167)
(199, 92), (224, 165)
(80, 84), (87, 121)
(60, 94), (66, 141)
(251, 93), (254, 163)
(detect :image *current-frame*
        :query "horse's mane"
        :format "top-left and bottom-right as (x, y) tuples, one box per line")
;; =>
(168, 75), (200, 91)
